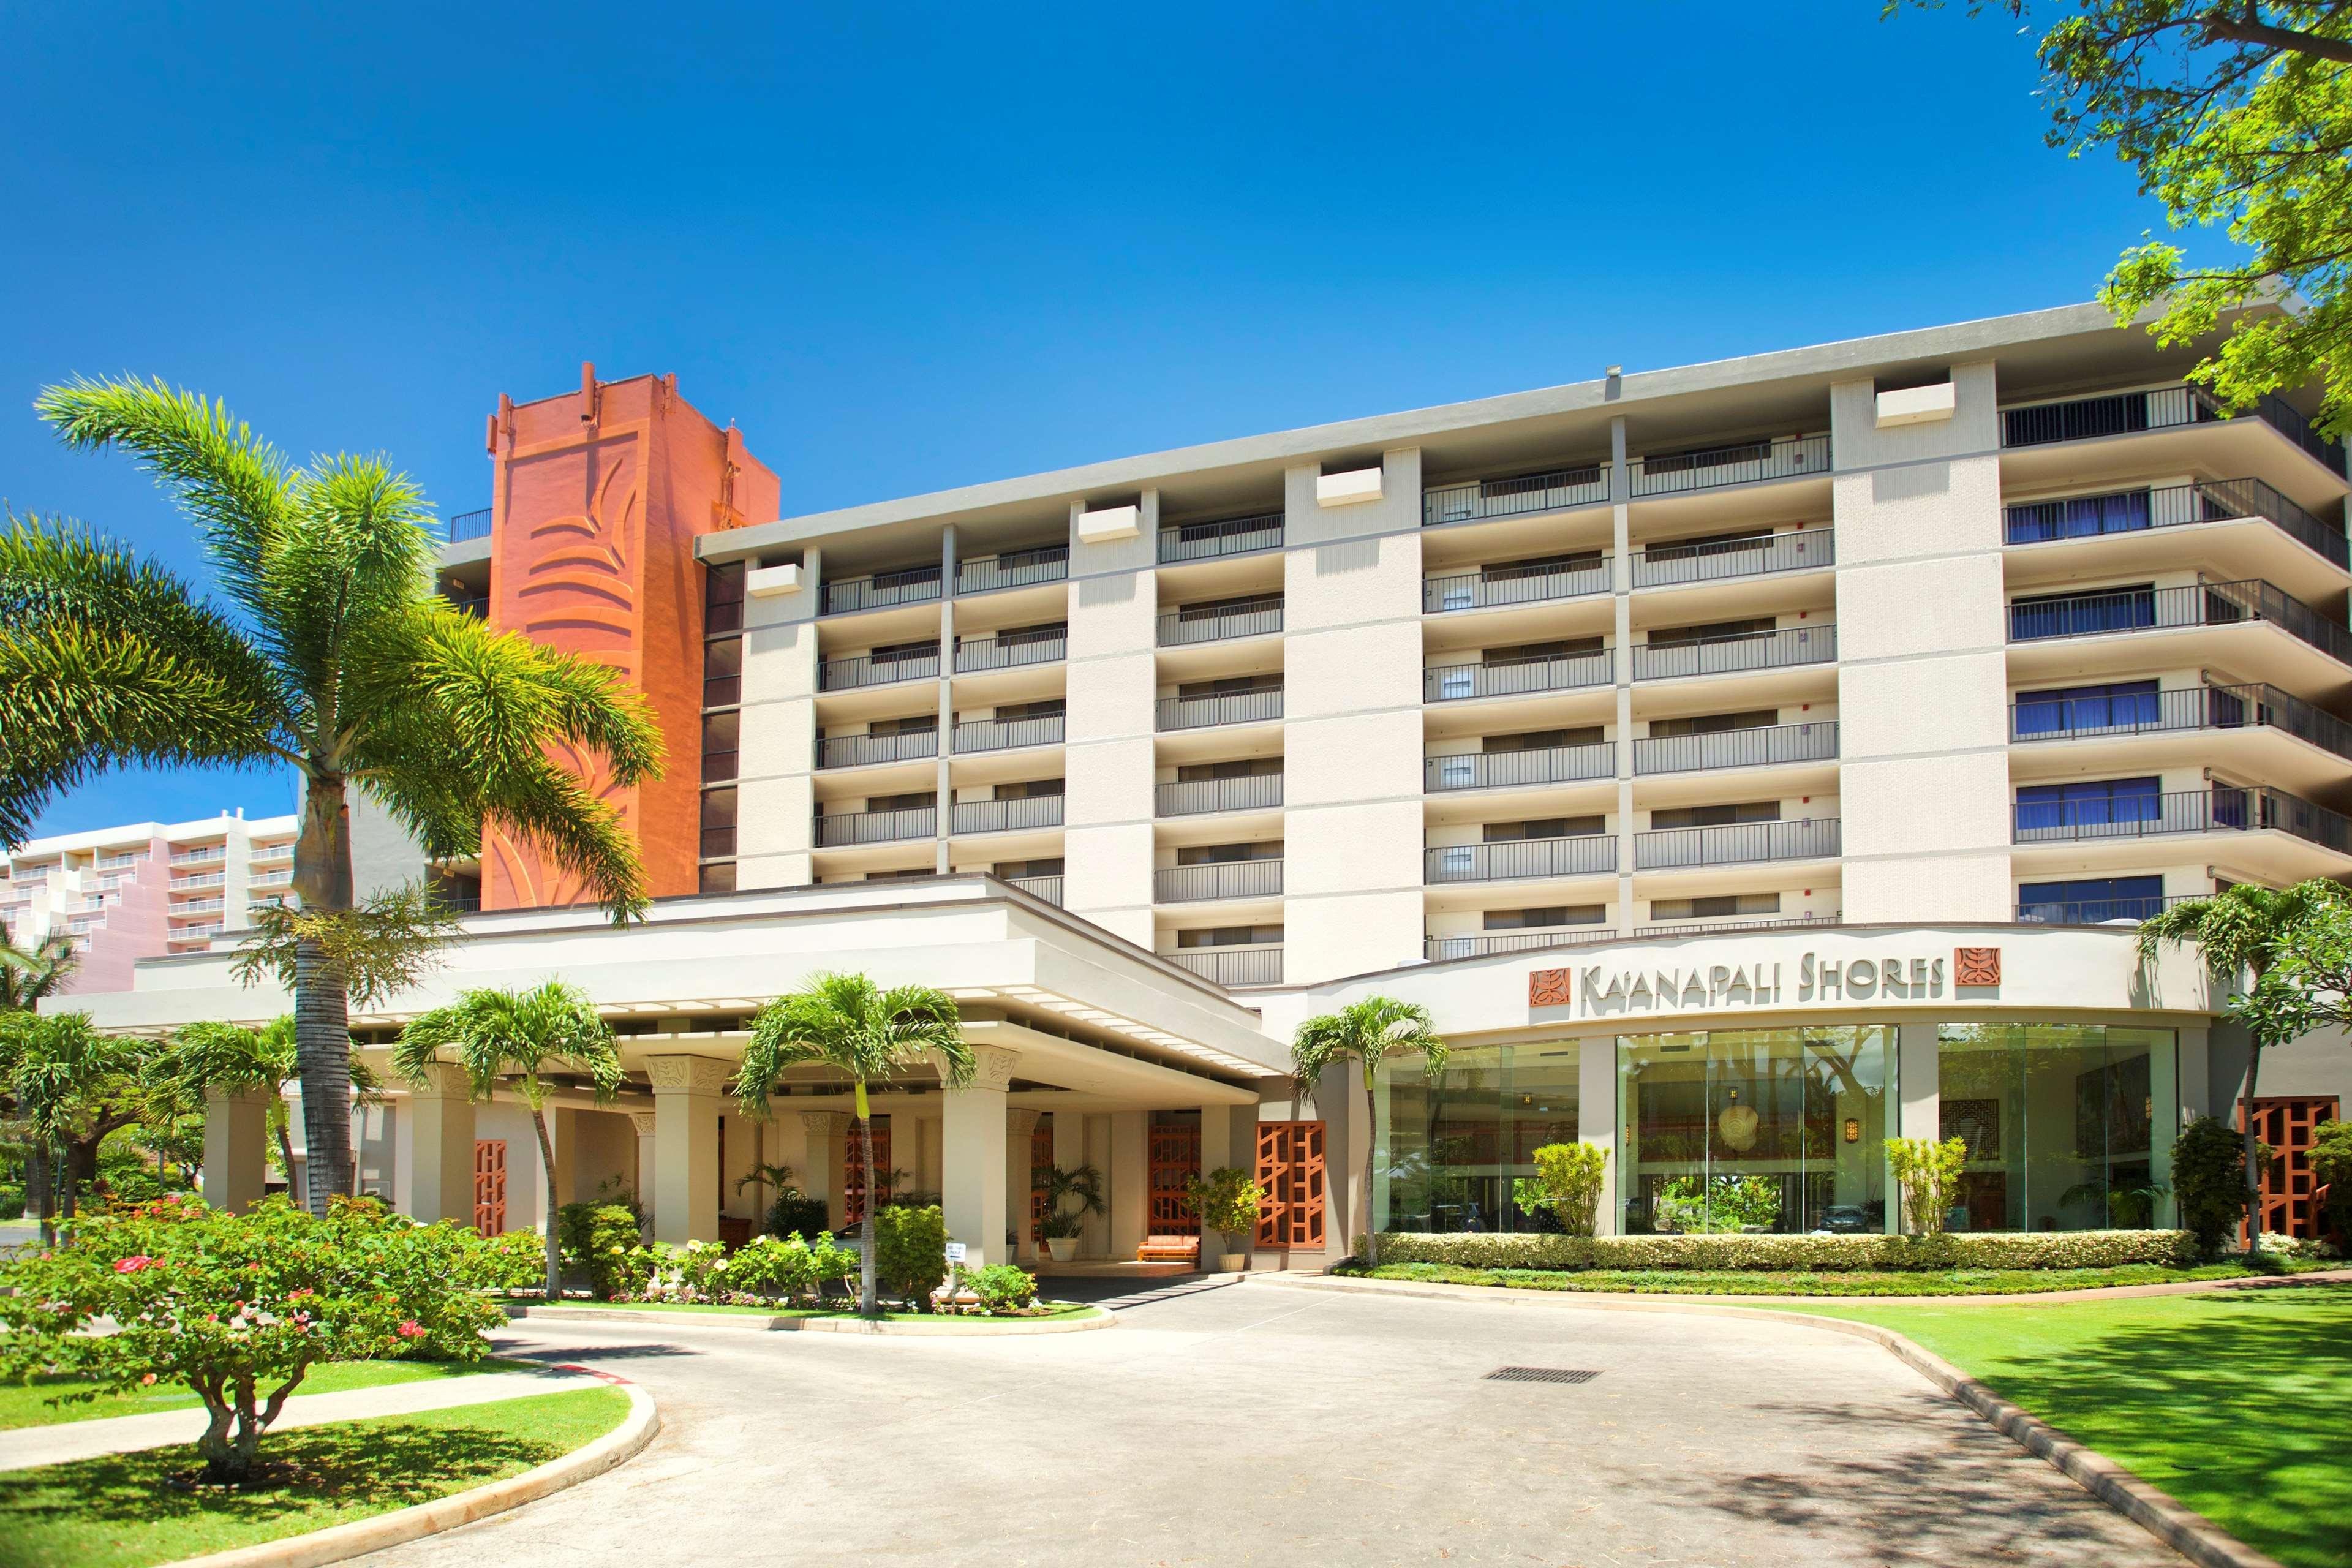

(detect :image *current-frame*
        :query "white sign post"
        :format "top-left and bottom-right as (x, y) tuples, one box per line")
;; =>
(943, 1241), (968, 1314)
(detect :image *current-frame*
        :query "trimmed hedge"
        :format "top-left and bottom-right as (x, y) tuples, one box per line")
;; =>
(1360, 1229), (2202, 1272)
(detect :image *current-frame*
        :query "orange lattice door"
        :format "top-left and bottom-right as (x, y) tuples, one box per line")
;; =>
(2242, 1096), (2340, 1241)
(1030, 1117), (1055, 1241)
(1254, 1121), (1327, 1250)
(472, 1140), (508, 1235)
(1149, 1116), (1202, 1236)
(843, 1118), (892, 1227)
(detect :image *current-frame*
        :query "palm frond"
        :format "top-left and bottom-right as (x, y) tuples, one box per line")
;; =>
(1291, 994), (1448, 1101)
(396, 981), (620, 1110)
(266, 454), (437, 713)
(733, 971), (967, 1114)
(230, 883), (459, 1010)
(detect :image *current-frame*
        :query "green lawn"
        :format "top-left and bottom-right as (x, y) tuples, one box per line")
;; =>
(1781, 1284), (2352, 1568)
(0, 1357), (531, 1432)
(0, 1384), (629, 1568)
(532, 1298), (1104, 1324)
(1335, 1259), (2313, 1297)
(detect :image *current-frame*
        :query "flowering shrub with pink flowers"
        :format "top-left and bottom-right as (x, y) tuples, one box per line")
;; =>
(0, 1194), (502, 1484)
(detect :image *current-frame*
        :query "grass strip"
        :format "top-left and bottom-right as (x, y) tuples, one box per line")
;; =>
(0, 1357), (532, 1433)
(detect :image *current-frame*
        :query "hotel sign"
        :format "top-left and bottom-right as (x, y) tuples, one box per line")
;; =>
(1529, 946), (1999, 1016)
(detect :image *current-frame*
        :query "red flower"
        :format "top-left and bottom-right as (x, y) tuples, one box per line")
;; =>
(113, 1255), (156, 1274)
(396, 1319), (427, 1339)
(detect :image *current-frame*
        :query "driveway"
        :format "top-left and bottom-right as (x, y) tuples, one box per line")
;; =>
(358, 1276), (2176, 1567)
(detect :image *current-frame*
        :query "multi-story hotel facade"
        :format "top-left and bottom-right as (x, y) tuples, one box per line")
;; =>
(62, 300), (2352, 1266)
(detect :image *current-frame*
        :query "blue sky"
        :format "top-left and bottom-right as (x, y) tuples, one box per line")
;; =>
(2, 2), (2190, 837)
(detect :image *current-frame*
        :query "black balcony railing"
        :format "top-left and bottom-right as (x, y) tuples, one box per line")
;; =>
(1634, 721), (1839, 775)
(818, 649), (941, 691)
(443, 594), (489, 620)
(823, 567), (943, 616)
(1166, 946), (1284, 986)
(2011, 681), (2352, 759)
(2015, 893), (2198, 926)
(1156, 774), (1284, 816)
(1005, 873), (1064, 906)
(952, 714), (1065, 753)
(1423, 558), (1611, 613)
(2004, 477), (2346, 568)
(1627, 435), (1831, 498)
(954, 629), (1066, 673)
(1158, 597), (1284, 646)
(1631, 526), (1835, 589)
(444, 508), (492, 543)
(2013, 786), (2351, 854)
(2001, 383), (2346, 473)
(1425, 927), (1615, 960)
(814, 806), (937, 848)
(1425, 742), (1615, 792)
(957, 546), (1069, 595)
(1159, 512), (1283, 564)
(1154, 859), (1284, 903)
(2006, 578), (2352, 665)
(1632, 624), (1837, 682)
(1634, 816), (1841, 870)
(1424, 835), (1618, 884)
(1423, 464), (1610, 527)
(952, 795), (1064, 834)
(819, 729), (939, 769)
(1426, 649), (1613, 702)
(1157, 688), (1283, 731)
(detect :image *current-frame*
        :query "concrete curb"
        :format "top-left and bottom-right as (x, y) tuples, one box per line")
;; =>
(1265, 1273), (2283, 1568)
(508, 1303), (1116, 1336)
(153, 1371), (659, 1568)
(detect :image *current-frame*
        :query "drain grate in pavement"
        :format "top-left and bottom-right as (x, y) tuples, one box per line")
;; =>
(1484, 1366), (1600, 1384)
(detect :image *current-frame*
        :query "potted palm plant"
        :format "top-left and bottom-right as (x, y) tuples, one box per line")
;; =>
(1037, 1163), (1105, 1263)
(1186, 1167), (1265, 1273)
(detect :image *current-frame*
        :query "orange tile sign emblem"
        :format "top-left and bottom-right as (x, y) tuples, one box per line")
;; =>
(1954, 947), (2002, 986)
(1529, 968), (1574, 1007)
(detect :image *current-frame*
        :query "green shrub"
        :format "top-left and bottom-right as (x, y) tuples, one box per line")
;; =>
(1184, 1167), (1264, 1253)
(874, 1204), (949, 1309)
(2173, 1115), (2264, 1256)
(0, 1185), (22, 1221)
(1656, 1173), (1781, 1234)
(765, 1193), (832, 1243)
(965, 1262), (1038, 1314)
(2310, 1120), (2352, 1241)
(1526, 1142), (1606, 1237)
(557, 1201), (647, 1300)
(1886, 1136), (1969, 1234)
(1357, 1228), (2201, 1272)
(469, 1227), (550, 1293)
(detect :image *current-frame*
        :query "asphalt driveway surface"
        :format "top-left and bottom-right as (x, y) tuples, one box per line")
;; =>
(357, 1276), (2176, 1567)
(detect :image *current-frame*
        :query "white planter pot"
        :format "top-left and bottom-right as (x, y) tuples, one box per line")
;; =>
(1047, 1237), (1077, 1263)
(1218, 1253), (1247, 1273)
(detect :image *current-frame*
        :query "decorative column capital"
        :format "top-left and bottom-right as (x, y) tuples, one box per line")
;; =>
(645, 1055), (734, 1095)
(628, 1110), (659, 1137)
(801, 1110), (853, 1138)
(1006, 1107), (1042, 1139)
(954, 1046), (1019, 1092)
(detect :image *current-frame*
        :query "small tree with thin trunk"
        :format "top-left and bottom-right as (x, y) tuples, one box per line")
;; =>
(731, 973), (973, 1317)
(394, 982), (623, 1300)
(156, 1017), (382, 1193)
(0, 1010), (143, 1242)
(1290, 995), (1449, 1267)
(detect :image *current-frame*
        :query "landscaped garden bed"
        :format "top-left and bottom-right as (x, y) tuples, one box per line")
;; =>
(1332, 1257), (2331, 1297)
(517, 1298), (1107, 1325)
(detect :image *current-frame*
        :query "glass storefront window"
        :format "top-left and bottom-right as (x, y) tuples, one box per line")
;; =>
(1617, 1028), (1892, 1235)
(1376, 1045), (1580, 1232)
(1933, 1025), (2177, 1231)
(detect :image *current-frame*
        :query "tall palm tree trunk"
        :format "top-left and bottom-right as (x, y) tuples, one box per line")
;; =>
(856, 1080), (878, 1317)
(2243, 1045), (2267, 1249)
(1362, 1064), (1379, 1268)
(289, 778), (358, 1216)
(274, 1114), (298, 1198)
(530, 1106), (562, 1302)
(29, 1145), (54, 1245)
(56, 1140), (75, 1227)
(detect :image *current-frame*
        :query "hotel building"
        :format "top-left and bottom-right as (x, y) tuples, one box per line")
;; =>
(62, 300), (2352, 1266)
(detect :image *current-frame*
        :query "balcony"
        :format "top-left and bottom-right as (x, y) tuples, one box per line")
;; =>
(2013, 786), (2350, 854)
(1423, 465), (1610, 527)
(1159, 512), (1283, 565)
(2011, 682), (2352, 760)
(820, 729), (940, 769)
(953, 714), (1065, 753)
(1425, 835), (1617, 884)
(1627, 435), (1831, 499)
(2001, 384), (2345, 473)
(2005, 478), (2346, 570)
(1154, 859), (1284, 903)
(1166, 946), (1284, 987)
(1633, 720), (1839, 775)
(1005, 873), (1063, 905)
(1425, 928), (1615, 960)
(171, 898), (226, 917)
(957, 546), (1069, 595)
(823, 566), (943, 616)
(2007, 579), (2351, 666)
(1632, 526), (1834, 589)
(172, 870), (227, 891)
(818, 649), (941, 692)
(1425, 743), (1615, 793)
(952, 795), (1064, 835)
(1157, 688), (1283, 732)
(443, 595), (489, 620)
(1425, 649), (1613, 703)
(444, 508), (492, 544)
(1632, 624), (1837, 682)
(813, 806), (937, 848)
(170, 846), (227, 867)
(1158, 597), (1283, 647)
(1423, 558), (1610, 614)
(2015, 892), (2197, 926)
(1640, 913), (1839, 938)
(249, 844), (294, 864)
(168, 923), (224, 942)
(954, 628), (1066, 673)
(1633, 816), (1842, 870)
(1156, 774), (1284, 816)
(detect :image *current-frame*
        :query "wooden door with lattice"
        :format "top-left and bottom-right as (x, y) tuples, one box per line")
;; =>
(1148, 1116), (1201, 1236)
(1254, 1121), (1325, 1250)
(2242, 1096), (2339, 1241)
(843, 1120), (892, 1226)
(472, 1140), (507, 1235)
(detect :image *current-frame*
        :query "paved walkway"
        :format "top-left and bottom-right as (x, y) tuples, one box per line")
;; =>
(0, 1366), (606, 1473)
(355, 1277), (2175, 1567)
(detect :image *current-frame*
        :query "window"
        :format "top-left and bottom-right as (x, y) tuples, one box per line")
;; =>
(1650, 801), (1779, 831)
(1177, 674), (1282, 699)
(1177, 757), (1283, 782)
(1646, 617), (1774, 650)
(994, 698), (1066, 722)
(2014, 777), (2160, 831)
(1380, 1043), (1580, 1233)
(1177, 841), (1282, 866)
(1177, 594), (1279, 621)
(868, 791), (935, 814)
(993, 778), (1065, 800)
(1482, 727), (1602, 753)
(701, 711), (740, 783)
(2009, 584), (2155, 639)
(2018, 876), (2165, 923)
(1177, 924), (1283, 948)
(1484, 905), (1605, 931)
(1480, 550), (1602, 582)
(995, 858), (1065, 879)
(2007, 489), (2152, 543)
(698, 863), (737, 895)
(699, 788), (737, 859)
(1648, 709), (1777, 739)
(869, 638), (937, 668)
(704, 561), (745, 634)
(702, 635), (743, 707)
(2013, 680), (2160, 736)
(981, 620), (1067, 647)
(1934, 1025), (2177, 1231)
(870, 714), (940, 737)
(1650, 892), (1782, 921)
(1640, 529), (1771, 564)
(1482, 637), (1602, 665)
(1482, 816), (1604, 842)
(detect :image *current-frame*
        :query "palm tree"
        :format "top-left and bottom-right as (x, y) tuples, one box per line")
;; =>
(0, 1011), (136, 1242)
(156, 1017), (382, 1193)
(394, 982), (624, 1301)
(731, 973), (974, 1317)
(1, 378), (665, 1216)
(2139, 878), (2347, 1238)
(1291, 995), (1449, 1268)
(0, 919), (77, 1011)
